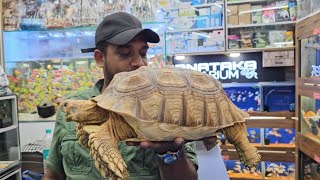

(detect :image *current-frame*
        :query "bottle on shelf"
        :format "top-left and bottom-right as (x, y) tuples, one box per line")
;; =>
(42, 128), (53, 170)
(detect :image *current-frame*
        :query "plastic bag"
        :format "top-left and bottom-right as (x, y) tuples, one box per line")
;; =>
(0, 66), (12, 96)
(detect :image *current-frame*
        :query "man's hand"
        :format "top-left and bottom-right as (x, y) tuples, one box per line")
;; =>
(126, 136), (218, 153)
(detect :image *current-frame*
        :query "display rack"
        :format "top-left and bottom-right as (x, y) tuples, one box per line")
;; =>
(295, 10), (320, 180)
(220, 111), (296, 179)
(0, 95), (21, 179)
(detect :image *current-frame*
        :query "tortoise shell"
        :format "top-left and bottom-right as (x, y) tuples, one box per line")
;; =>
(92, 66), (249, 141)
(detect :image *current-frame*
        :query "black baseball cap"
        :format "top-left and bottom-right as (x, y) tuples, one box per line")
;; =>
(81, 12), (160, 53)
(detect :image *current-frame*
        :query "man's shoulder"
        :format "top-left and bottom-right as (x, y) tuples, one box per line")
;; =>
(65, 88), (94, 100)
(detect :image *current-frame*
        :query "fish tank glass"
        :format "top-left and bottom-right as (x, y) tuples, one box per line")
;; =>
(264, 162), (295, 180)
(225, 160), (263, 179)
(3, 24), (167, 115)
(264, 128), (295, 145)
(300, 96), (320, 139)
(262, 83), (295, 112)
(223, 83), (261, 112)
(300, 152), (320, 180)
(299, 34), (320, 140)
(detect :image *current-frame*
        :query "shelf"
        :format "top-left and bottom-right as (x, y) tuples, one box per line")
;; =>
(0, 160), (20, 175)
(169, 50), (226, 56)
(166, 27), (223, 33)
(227, 46), (295, 52)
(221, 144), (295, 162)
(248, 111), (295, 119)
(163, 2), (224, 11)
(227, 21), (296, 29)
(297, 77), (320, 99)
(18, 113), (56, 122)
(245, 118), (295, 128)
(221, 143), (295, 152)
(296, 132), (320, 163)
(227, 0), (277, 5)
(0, 125), (18, 134)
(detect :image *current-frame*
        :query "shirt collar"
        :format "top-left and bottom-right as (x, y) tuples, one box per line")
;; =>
(91, 79), (104, 97)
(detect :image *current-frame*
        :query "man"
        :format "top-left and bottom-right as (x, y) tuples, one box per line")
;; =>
(44, 12), (215, 180)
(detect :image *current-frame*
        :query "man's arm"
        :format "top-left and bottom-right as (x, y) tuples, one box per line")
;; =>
(43, 108), (67, 180)
(158, 148), (197, 180)
(44, 168), (66, 180)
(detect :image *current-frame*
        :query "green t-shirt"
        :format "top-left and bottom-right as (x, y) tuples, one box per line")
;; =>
(46, 79), (198, 180)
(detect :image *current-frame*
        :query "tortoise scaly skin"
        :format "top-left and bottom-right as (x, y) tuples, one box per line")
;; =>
(62, 66), (261, 180)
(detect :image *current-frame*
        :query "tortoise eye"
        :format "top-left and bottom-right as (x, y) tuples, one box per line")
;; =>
(64, 102), (68, 107)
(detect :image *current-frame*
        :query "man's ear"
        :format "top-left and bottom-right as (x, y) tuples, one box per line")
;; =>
(94, 50), (104, 68)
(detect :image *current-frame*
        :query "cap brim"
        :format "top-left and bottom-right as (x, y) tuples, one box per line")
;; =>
(81, 28), (160, 53)
(106, 28), (160, 45)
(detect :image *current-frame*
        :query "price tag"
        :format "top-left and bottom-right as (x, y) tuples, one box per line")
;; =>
(313, 92), (320, 99)
(313, 28), (320, 35)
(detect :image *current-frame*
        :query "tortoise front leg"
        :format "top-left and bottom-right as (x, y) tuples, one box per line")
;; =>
(87, 113), (137, 180)
(221, 122), (261, 167)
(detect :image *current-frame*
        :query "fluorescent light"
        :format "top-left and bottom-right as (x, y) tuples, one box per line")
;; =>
(175, 56), (185, 60)
(191, 32), (211, 38)
(229, 53), (241, 57)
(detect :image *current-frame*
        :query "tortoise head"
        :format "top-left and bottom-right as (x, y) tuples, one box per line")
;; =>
(61, 99), (109, 124)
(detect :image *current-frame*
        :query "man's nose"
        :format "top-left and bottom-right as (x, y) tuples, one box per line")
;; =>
(131, 55), (146, 67)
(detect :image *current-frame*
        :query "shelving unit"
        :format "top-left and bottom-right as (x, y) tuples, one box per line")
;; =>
(295, 10), (320, 179)
(0, 95), (21, 179)
(220, 111), (296, 180)
(228, 21), (296, 28)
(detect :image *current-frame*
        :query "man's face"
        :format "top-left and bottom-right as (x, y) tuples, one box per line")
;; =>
(103, 36), (149, 81)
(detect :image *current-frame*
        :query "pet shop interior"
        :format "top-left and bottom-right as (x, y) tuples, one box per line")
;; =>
(0, 0), (319, 179)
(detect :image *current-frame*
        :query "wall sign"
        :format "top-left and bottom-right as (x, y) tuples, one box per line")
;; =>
(173, 52), (286, 83)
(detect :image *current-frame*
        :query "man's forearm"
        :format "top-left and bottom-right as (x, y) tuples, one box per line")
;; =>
(159, 149), (197, 180)
(44, 168), (66, 180)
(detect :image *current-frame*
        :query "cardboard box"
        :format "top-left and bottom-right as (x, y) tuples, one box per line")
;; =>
(238, 4), (251, 25)
(263, 50), (295, 67)
(239, 13), (251, 25)
(227, 15), (239, 25)
(227, 5), (238, 16)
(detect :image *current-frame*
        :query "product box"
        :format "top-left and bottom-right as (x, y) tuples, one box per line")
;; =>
(179, 9), (196, 17)
(211, 13), (222, 27)
(262, 5), (276, 23)
(251, 5), (263, 24)
(263, 50), (295, 67)
(227, 5), (238, 16)
(238, 4), (251, 25)
(196, 15), (210, 28)
(240, 31), (253, 48)
(198, 7), (211, 16)
(268, 30), (286, 47)
(252, 32), (268, 48)
(228, 35), (241, 49)
(288, 0), (297, 21)
(275, 0), (291, 22)
(228, 15), (239, 26)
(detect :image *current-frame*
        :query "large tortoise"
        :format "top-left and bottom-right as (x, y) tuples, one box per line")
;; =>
(61, 66), (261, 180)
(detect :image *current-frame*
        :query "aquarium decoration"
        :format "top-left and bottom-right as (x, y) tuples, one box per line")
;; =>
(224, 86), (261, 112)
(264, 128), (296, 144)
(265, 162), (295, 179)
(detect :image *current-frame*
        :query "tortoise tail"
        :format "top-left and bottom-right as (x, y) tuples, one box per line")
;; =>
(221, 122), (261, 167)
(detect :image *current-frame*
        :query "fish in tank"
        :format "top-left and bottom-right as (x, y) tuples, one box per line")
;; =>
(265, 162), (295, 179)
(224, 85), (261, 112)
(301, 96), (320, 138)
(264, 128), (296, 145)
(225, 160), (262, 179)
(301, 152), (320, 180)
(248, 128), (261, 144)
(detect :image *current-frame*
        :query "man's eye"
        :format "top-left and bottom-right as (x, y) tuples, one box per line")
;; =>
(141, 54), (147, 58)
(119, 52), (130, 57)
